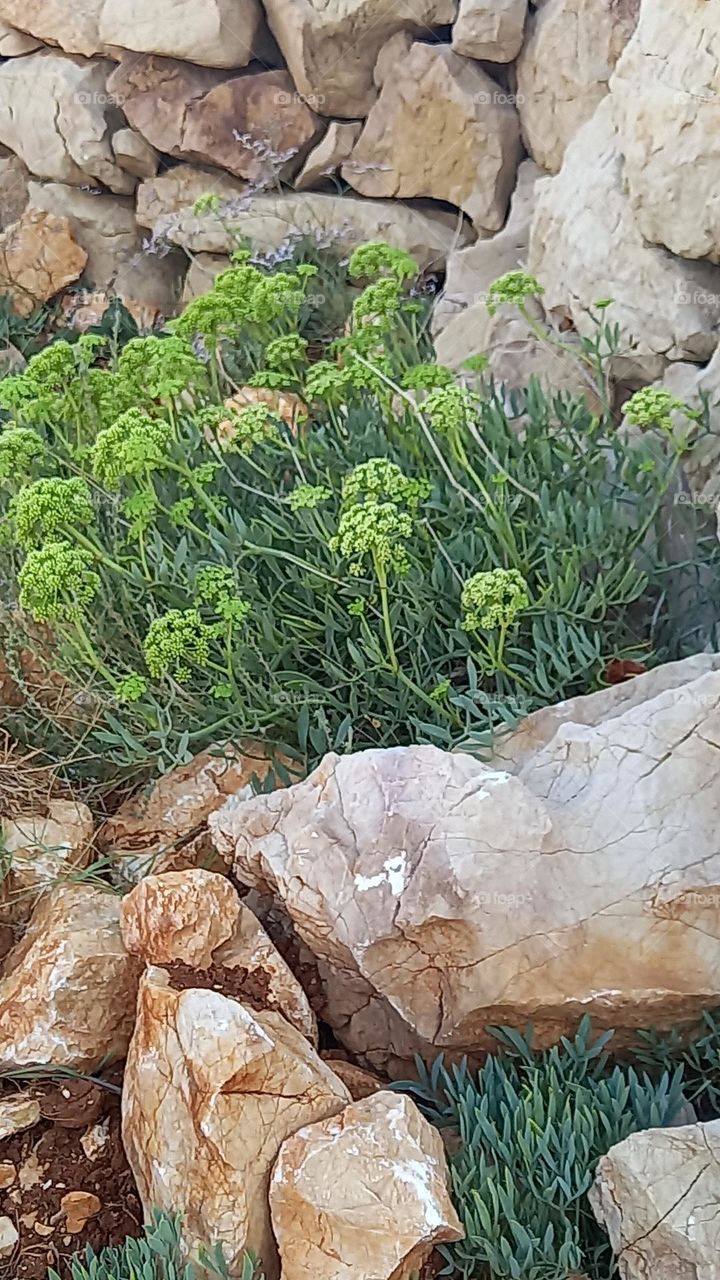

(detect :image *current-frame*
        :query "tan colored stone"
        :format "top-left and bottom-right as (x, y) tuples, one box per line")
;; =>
(611, 0), (720, 263)
(261, 0), (458, 118)
(343, 42), (521, 232)
(590, 1120), (720, 1278)
(0, 51), (134, 194)
(109, 56), (322, 183)
(120, 869), (241, 969)
(61, 1190), (102, 1235)
(271, 1091), (463, 1280)
(0, 155), (31, 232)
(182, 253), (230, 304)
(220, 388), (308, 438)
(122, 969), (349, 1276)
(111, 128), (159, 180)
(373, 31), (413, 89)
(212, 658), (720, 1073)
(295, 122), (362, 192)
(452, 0), (527, 62)
(0, 885), (140, 1070)
(0, 21), (41, 54)
(0, 1095), (40, 1140)
(60, 290), (162, 333)
(322, 1058), (384, 1100)
(0, 209), (86, 318)
(516, 0), (640, 173)
(135, 166), (247, 231)
(528, 98), (720, 381)
(0, 1216), (17, 1258)
(0, 1165), (15, 1189)
(1, 800), (93, 922)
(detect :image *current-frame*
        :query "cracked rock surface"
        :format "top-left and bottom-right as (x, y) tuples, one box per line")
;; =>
(212, 656), (720, 1073)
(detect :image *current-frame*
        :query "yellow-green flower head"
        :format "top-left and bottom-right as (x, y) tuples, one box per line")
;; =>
(91, 410), (173, 488)
(264, 333), (308, 373)
(24, 340), (76, 388)
(289, 482), (331, 512)
(0, 427), (45, 481)
(18, 540), (100, 623)
(192, 192), (223, 215)
(351, 278), (404, 330)
(196, 565), (237, 605)
(461, 568), (530, 632)
(143, 608), (215, 683)
(116, 673), (148, 704)
(118, 335), (206, 400)
(304, 360), (347, 403)
(330, 499), (414, 576)
(11, 477), (95, 550)
(424, 384), (476, 435)
(342, 458), (430, 514)
(348, 242), (418, 283)
(402, 363), (454, 392)
(486, 271), (544, 316)
(226, 403), (281, 454)
(624, 386), (685, 432)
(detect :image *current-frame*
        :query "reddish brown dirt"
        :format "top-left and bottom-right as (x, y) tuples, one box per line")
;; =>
(165, 959), (274, 1012)
(0, 1072), (142, 1280)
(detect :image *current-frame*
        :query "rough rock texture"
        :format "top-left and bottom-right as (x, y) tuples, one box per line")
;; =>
(118, 868), (317, 1043)
(270, 1091), (463, 1280)
(0, 0), (266, 68)
(343, 42), (521, 232)
(0, 52), (134, 194)
(212, 657), (720, 1073)
(134, 165), (247, 232)
(516, 0), (640, 173)
(452, 0), (527, 62)
(0, 155), (31, 231)
(0, 1094), (40, 1139)
(109, 56), (322, 183)
(659, 349), (720, 509)
(590, 1120), (720, 1279)
(0, 209), (87, 317)
(122, 970), (349, 1276)
(610, 0), (720, 263)
(142, 189), (473, 270)
(183, 253), (231, 303)
(321, 1057), (384, 1100)
(101, 742), (279, 881)
(1, 800), (93, 922)
(528, 98), (720, 381)
(0, 885), (140, 1070)
(111, 127), (159, 179)
(260, 0), (458, 118)
(0, 21), (41, 55)
(295, 121), (362, 191)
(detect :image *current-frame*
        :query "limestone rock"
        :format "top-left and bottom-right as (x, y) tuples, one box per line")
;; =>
(0, 155), (31, 231)
(321, 1057), (384, 1100)
(590, 1120), (720, 1278)
(122, 969), (349, 1276)
(109, 56), (322, 183)
(60, 289), (163, 333)
(657, 349), (720, 509)
(212, 658), (720, 1072)
(270, 1092), (463, 1280)
(0, 52), (134, 194)
(0, 21), (41, 55)
(611, 0), (720, 263)
(295, 122), (362, 191)
(0, 1095), (40, 1140)
(0, 885), (140, 1070)
(101, 742), (279, 881)
(142, 189), (474, 271)
(452, 0), (527, 62)
(343, 42), (521, 232)
(0, 1216), (17, 1257)
(0, 0), (265, 68)
(261, 0), (458, 118)
(0, 209), (86, 317)
(182, 253), (230, 304)
(1, 800), (93, 922)
(516, 0), (640, 173)
(528, 99), (720, 381)
(111, 128), (158, 180)
(135, 166), (247, 232)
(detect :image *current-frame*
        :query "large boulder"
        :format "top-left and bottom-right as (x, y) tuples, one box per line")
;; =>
(122, 970), (349, 1276)
(0, 51), (134, 194)
(516, 0), (640, 173)
(260, 0), (458, 118)
(343, 41), (521, 233)
(590, 1120), (720, 1278)
(0, 208), (86, 317)
(270, 1091), (463, 1280)
(134, 165), (247, 233)
(452, 0), (527, 62)
(212, 657), (720, 1074)
(528, 98), (720, 381)
(610, 0), (720, 263)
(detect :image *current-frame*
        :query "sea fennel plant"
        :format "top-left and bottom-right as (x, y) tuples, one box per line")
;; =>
(51, 1210), (261, 1280)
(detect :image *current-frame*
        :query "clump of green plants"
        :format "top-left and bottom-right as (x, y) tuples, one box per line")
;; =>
(635, 1006), (720, 1119)
(398, 1018), (687, 1280)
(0, 240), (716, 784)
(51, 1209), (261, 1280)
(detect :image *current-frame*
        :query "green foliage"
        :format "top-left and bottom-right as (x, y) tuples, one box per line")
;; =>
(0, 239), (717, 783)
(634, 1007), (720, 1118)
(50, 1209), (262, 1280)
(398, 1018), (686, 1280)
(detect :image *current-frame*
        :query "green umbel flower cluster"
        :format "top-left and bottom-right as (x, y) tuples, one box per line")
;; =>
(331, 458), (430, 576)
(348, 242), (418, 282)
(351, 278), (404, 331)
(624, 387), (685, 432)
(423, 384), (477, 435)
(172, 251), (315, 344)
(91, 410), (174, 488)
(143, 608), (215, 682)
(18, 540), (100, 622)
(11, 477), (95, 550)
(116, 673), (149, 704)
(264, 333), (308, 373)
(486, 270), (544, 315)
(118, 336), (207, 401)
(288, 483), (331, 512)
(303, 360), (347, 404)
(195, 565), (250, 624)
(461, 568), (530, 632)
(341, 458), (430, 513)
(0, 427), (45, 480)
(402, 363), (454, 392)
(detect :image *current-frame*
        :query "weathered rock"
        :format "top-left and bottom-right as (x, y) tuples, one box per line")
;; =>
(270, 1092), (463, 1280)
(60, 289), (162, 333)
(611, 0), (720, 263)
(656, 348), (720, 510)
(0, 52), (134, 194)
(141, 189), (474, 271)
(61, 1190), (102, 1234)
(122, 969), (349, 1276)
(1, 800), (93, 922)
(261, 0), (458, 118)
(0, 21), (40, 55)
(528, 98), (720, 381)
(182, 253), (230, 304)
(295, 122), (362, 191)
(590, 1120), (720, 1278)
(101, 742), (279, 881)
(109, 56), (322, 183)
(516, 0), (640, 173)
(111, 128), (158, 180)
(0, 155), (31, 231)
(135, 165), (247, 232)
(343, 42), (521, 232)
(212, 657), (720, 1073)
(0, 209), (86, 317)
(0, 1216), (17, 1257)
(0, 885), (140, 1070)
(321, 1057), (384, 1100)
(452, 0), (527, 62)
(0, 0), (265, 68)
(0, 1095), (40, 1140)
